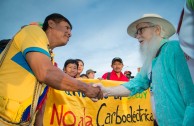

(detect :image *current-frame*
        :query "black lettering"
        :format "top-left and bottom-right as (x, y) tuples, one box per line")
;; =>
(65, 91), (72, 96)
(72, 91), (76, 96)
(98, 104), (153, 125)
(96, 103), (106, 126)
(136, 105), (144, 121)
(110, 111), (116, 124)
(122, 115), (127, 123)
(126, 113), (131, 122)
(116, 106), (122, 124)
(82, 92), (86, 97)
(77, 91), (81, 97)
(105, 113), (111, 124)
(129, 106), (136, 123)
(104, 96), (108, 99)
(114, 96), (122, 100)
(132, 110), (136, 123)
(150, 113), (154, 121)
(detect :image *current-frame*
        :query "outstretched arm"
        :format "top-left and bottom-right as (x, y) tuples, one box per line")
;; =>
(94, 84), (130, 97)
(26, 52), (102, 99)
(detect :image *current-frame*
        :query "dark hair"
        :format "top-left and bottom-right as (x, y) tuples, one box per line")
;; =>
(75, 59), (84, 66)
(42, 13), (72, 31)
(80, 74), (88, 78)
(0, 39), (11, 53)
(63, 59), (78, 70)
(112, 57), (123, 65)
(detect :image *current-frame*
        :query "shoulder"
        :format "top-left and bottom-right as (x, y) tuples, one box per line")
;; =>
(17, 25), (48, 45)
(23, 25), (43, 31)
(121, 73), (129, 81)
(163, 40), (182, 53)
(20, 25), (46, 37)
(102, 72), (108, 78)
(161, 40), (185, 61)
(164, 40), (180, 48)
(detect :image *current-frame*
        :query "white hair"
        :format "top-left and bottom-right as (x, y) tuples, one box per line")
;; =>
(146, 22), (166, 38)
(159, 25), (166, 38)
(139, 33), (162, 77)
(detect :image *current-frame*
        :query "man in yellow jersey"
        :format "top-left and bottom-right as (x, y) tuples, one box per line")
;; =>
(0, 13), (102, 125)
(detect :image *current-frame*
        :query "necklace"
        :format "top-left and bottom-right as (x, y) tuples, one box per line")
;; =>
(48, 44), (55, 65)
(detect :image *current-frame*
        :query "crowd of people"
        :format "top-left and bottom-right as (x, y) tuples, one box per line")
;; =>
(62, 57), (133, 81)
(0, 0), (193, 125)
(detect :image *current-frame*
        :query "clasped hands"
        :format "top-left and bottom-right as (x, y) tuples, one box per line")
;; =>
(84, 83), (108, 102)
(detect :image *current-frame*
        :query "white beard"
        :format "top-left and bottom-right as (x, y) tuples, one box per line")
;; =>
(139, 34), (161, 77)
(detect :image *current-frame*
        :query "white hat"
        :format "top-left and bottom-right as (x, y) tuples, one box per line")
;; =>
(127, 14), (175, 38)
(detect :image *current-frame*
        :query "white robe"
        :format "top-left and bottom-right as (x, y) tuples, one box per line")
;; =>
(178, 2), (194, 83)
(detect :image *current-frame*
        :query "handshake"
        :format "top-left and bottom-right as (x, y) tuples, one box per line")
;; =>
(84, 83), (130, 102)
(83, 83), (108, 102)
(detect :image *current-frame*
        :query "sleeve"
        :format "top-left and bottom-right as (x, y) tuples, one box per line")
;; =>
(15, 25), (50, 58)
(166, 42), (194, 125)
(122, 72), (150, 96)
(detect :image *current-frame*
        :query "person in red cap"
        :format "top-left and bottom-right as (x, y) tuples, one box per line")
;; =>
(101, 57), (129, 81)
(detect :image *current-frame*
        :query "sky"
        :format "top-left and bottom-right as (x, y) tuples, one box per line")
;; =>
(0, 0), (185, 78)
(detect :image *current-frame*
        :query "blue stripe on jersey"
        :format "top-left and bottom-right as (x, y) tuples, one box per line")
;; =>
(11, 52), (33, 74)
(23, 47), (50, 58)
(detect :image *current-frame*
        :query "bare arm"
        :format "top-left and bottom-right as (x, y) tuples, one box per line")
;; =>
(26, 52), (102, 98)
(105, 85), (131, 97)
(94, 84), (130, 97)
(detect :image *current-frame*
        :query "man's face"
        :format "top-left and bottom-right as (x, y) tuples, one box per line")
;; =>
(49, 20), (72, 47)
(135, 22), (161, 76)
(135, 22), (155, 46)
(111, 61), (123, 73)
(135, 22), (161, 58)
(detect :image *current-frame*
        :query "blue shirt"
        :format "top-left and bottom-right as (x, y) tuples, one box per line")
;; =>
(123, 40), (194, 126)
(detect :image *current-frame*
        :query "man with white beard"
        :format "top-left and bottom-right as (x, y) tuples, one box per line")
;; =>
(94, 14), (194, 126)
